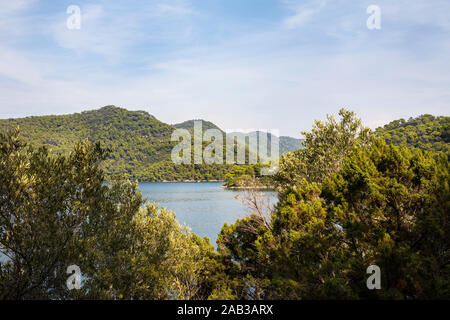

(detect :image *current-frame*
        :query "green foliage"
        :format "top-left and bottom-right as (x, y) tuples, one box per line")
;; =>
(217, 214), (272, 299)
(0, 128), (107, 299)
(174, 119), (224, 134)
(321, 140), (449, 298)
(0, 129), (233, 300)
(0, 106), (174, 179)
(279, 136), (303, 155)
(2, 107), (449, 301)
(223, 164), (272, 188)
(275, 109), (373, 189)
(0, 106), (239, 182)
(218, 109), (449, 300)
(218, 140), (449, 299)
(0, 107), (303, 183)
(376, 114), (449, 159)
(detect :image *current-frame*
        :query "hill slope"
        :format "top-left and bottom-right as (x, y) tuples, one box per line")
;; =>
(1, 108), (447, 181)
(375, 114), (449, 158)
(0, 106), (300, 181)
(0, 106), (178, 178)
(174, 119), (224, 133)
(174, 121), (303, 155)
(279, 135), (303, 154)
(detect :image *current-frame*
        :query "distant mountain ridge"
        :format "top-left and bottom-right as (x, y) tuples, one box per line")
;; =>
(173, 119), (224, 133)
(1, 106), (447, 181)
(227, 131), (303, 156)
(174, 121), (303, 155)
(0, 106), (303, 181)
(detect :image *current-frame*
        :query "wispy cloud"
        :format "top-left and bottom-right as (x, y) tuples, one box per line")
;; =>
(0, 0), (449, 136)
(282, 0), (327, 29)
(0, 45), (42, 85)
(46, 0), (196, 60)
(49, 4), (135, 59)
(156, 0), (195, 16)
(0, 0), (36, 15)
(0, 0), (36, 36)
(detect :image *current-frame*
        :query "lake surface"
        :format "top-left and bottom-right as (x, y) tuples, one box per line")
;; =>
(139, 182), (277, 246)
(0, 183), (278, 263)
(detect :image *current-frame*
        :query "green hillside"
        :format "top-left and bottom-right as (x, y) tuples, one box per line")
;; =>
(174, 119), (224, 133)
(0, 106), (179, 179)
(375, 114), (450, 158)
(174, 121), (303, 155)
(0, 106), (293, 182)
(279, 135), (303, 154)
(225, 112), (449, 188)
(225, 131), (303, 157)
(0, 106), (450, 181)
(9, 107), (446, 184)
(0, 106), (174, 161)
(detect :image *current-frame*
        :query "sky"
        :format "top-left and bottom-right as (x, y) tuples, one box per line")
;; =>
(0, 0), (449, 137)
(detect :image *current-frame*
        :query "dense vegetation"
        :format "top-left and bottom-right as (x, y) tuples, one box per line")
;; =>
(218, 110), (449, 299)
(0, 106), (177, 180)
(174, 119), (224, 133)
(228, 113), (450, 189)
(0, 106), (302, 182)
(0, 129), (232, 299)
(223, 164), (273, 188)
(224, 142), (448, 299)
(1, 109), (448, 300)
(376, 114), (449, 159)
(278, 135), (304, 155)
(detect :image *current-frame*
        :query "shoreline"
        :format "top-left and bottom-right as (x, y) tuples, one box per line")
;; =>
(222, 185), (276, 190)
(138, 180), (224, 183)
(135, 180), (276, 191)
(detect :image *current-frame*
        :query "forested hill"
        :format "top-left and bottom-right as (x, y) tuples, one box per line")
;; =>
(279, 135), (304, 155)
(0, 105), (176, 167)
(174, 119), (224, 133)
(375, 114), (449, 158)
(173, 120), (304, 155)
(0, 106), (303, 181)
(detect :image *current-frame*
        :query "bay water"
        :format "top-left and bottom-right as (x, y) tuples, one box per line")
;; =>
(139, 182), (277, 246)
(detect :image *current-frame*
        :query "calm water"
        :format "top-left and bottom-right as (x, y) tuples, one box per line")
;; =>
(0, 183), (277, 262)
(139, 182), (277, 246)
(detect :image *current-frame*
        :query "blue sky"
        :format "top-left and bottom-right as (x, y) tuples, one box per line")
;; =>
(0, 0), (449, 137)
